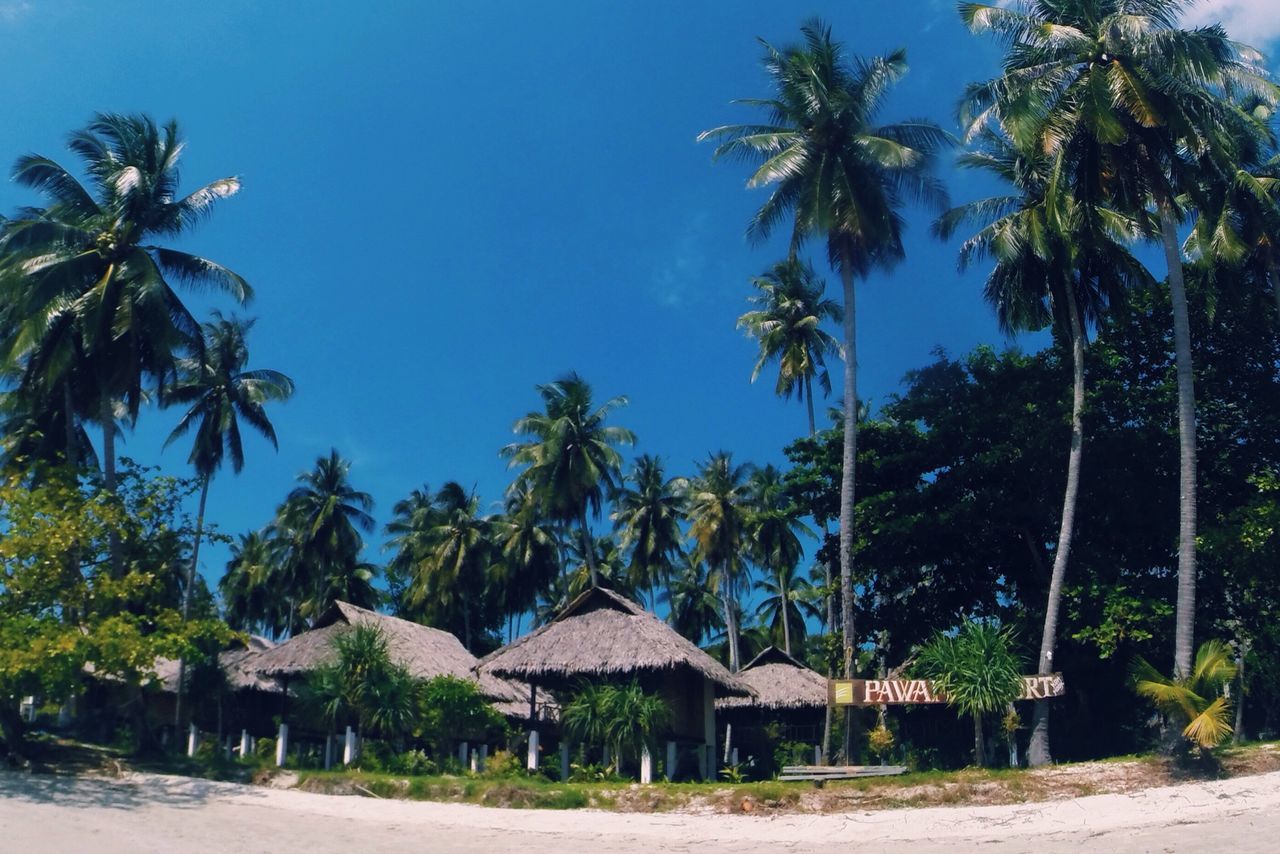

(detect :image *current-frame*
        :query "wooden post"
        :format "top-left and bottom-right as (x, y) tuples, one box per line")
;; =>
(470, 748), (479, 774)
(527, 729), (540, 771)
(723, 722), (733, 764)
(601, 744), (610, 770)
(343, 725), (356, 766)
(324, 734), (334, 770)
(702, 680), (715, 781)
(458, 740), (469, 766)
(665, 740), (677, 782)
(640, 745), (653, 784)
(560, 742), (571, 782)
(730, 747), (739, 768)
(479, 744), (488, 772)
(814, 744), (822, 766)
(187, 723), (198, 758)
(224, 735), (232, 760)
(240, 729), (250, 759)
(275, 723), (289, 768)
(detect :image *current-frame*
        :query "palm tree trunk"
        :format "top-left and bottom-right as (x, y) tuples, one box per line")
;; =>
(64, 382), (78, 467)
(838, 263), (859, 761)
(100, 397), (117, 494)
(780, 569), (792, 656)
(805, 374), (817, 437)
(1269, 259), (1280, 331)
(579, 507), (599, 588)
(809, 370), (836, 765)
(174, 474), (212, 733)
(1028, 293), (1087, 768)
(1160, 202), (1198, 679)
(1234, 640), (1248, 744)
(973, 713), (985, 768)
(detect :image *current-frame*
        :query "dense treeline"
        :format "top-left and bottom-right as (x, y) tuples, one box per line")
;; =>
(2, 1), (1279, 770)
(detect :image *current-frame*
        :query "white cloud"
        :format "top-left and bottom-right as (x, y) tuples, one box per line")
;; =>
(0, 2), (31, 24)
(1183, 1), (1280, 48)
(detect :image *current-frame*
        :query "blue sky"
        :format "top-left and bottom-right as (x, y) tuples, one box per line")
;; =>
(2, 1), (1277, 593)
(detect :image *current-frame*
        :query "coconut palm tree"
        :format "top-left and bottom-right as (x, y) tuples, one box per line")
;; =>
(275, 449), (377, 623)
(504, 373), (635, 588)
(753, 562), (821, 657)
(488, 485), (560, 638)
(746, 464), (812, 656)
(737, 257), (843, 436)
(163, 313), (292, 727)
(701, 20), (949, 688)
(611, 455), (688, 611)
(0, 113), (250, 494)
(1132, 638), (1237, 751)
(661, 554), (724, 646)
(958, 0), (1278, 679)
(220, 531), (288, 638)
(686, 451), (754, 672)
(935, 127), (1150, 764)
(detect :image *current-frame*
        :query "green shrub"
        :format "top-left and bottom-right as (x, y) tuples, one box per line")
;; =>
(482, 749), (522, 778)
(388, 748), (436, 776)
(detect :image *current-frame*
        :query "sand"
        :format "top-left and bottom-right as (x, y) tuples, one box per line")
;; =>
(2, 768), (1277, 853)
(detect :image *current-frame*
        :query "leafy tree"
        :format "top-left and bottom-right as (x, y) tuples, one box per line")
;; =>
(686, 451), (754, 671)
(561, 679), (669, 776)
(737, 257), (842, 436)
(504, 373), (635, 588)
(746, 464), (812, 656)
(753, 562), (821, 658)
(915, 621), (1025, 767)
(1132, 639), (1236, 751)
(701, 20), (949, 699)
(489, 484), (561, 635)
(661, 554), (723, 646)
(960, 0), (1278, 679)
(415, 675), (507, 759)
(611, 455), (687, 611)
(308, 624), (417, 742)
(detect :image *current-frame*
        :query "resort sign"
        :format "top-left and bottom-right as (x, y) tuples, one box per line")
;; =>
(831, 673), (1066, 706)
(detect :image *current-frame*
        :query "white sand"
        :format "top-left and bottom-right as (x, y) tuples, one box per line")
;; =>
(2, 769), (1278, 853)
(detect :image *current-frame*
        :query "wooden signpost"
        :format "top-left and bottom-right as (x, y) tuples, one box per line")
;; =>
(830, 673), (1065, 706)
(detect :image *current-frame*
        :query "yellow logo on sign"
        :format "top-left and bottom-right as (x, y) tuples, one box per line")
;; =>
(832, 680), (854, 705)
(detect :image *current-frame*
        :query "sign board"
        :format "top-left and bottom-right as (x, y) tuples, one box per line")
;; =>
(830, 673), (1065, 706)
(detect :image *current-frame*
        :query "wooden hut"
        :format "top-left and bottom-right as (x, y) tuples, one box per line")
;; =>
(247, 601), (531, 721)
(149, 635), (282, 738)
(715, 646), (827, 774)
(476, 587), (752, 780)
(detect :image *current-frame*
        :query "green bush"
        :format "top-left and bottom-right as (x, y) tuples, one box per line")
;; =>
(388, 748), (436, 776)
(482, 749), (522, 778)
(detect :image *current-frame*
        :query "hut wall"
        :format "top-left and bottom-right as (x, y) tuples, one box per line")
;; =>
(651, 669), (710, 742)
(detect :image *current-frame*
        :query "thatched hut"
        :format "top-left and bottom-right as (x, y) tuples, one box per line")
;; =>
(476, 587), (752, 780)
(149, 635), (282, 738)
(715, 646), (827, 773)
(248, 601), (532, 721)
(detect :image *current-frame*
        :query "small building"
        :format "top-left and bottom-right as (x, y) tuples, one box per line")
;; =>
(248, 601), (532, 722)
(476, 587), (753, 780)
(716, 646), (828, 775)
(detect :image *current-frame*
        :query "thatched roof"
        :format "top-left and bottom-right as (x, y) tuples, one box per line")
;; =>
(248, 601), (525, 709)
(716, 646), (828, 711)
(152, 636), (279, 694)
(476, 587), (752, 696)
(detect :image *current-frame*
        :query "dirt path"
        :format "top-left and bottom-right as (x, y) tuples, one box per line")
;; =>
(2, 769), (1278, 853)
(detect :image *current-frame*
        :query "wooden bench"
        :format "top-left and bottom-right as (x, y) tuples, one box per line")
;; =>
(779, 764), (907, 782)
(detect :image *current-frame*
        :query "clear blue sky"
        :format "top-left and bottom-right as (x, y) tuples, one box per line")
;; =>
(2, 1), (1276, 593)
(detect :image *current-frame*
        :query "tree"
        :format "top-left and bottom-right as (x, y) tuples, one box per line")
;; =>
(746, 464), (812, 656)
(504, 373), (635, 588)
(1132, 639), (1237, 751)
(220, 531), (289, 639)
(701, 21), (949, 708)
(959, 0), (1278, 679)
(753, 562), (821, 657)
(687, 451), (754, 671)
(915, 621), (1025, 767)
(308, 625), (417, 744)
(275, 449), (377, 626)
(661, 554), (724, 646)
(935, 127), (1149, 764)
(611, 455), (687, 611)
(0, 114), (250, 493)
(737, 257), (842, 436)
(163, 313), (292, 728)
(489, 484), (561, 637)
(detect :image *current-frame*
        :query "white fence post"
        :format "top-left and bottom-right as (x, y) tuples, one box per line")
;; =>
(814, 744), (822, 766)
(275, 723), (289, 767)
(343, 725), (356, 766)
(526, 729), (540, 771)
(187, 723), (198, 758)
(665, 741), (677, 781)
(640, 745), (653, 784)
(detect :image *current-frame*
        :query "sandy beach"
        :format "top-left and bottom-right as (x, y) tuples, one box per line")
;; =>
(2, 768), (1278, 853)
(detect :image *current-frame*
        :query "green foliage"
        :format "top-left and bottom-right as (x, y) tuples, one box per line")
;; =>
(1132, 640), (1237, 750)
(561, 679), (670, 776)
(480, 749), (521, 779)
(415, 675), (507, 750)
(307, 625), (416, 738)
(915, 621), (1025, 720)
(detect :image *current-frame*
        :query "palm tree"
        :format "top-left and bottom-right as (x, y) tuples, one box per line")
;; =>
(737, 257), (843, 436)
(0, 113), (250, 494)
(753, 562), (821, 657)
(1132, 639), (1237, 751)
(959, 0), (1277, 679)
(406, 481), (493, 651)
(504, 373), (635, 588)
(701, 20), (949, 690)
(935, 128), (1149, 764)
(746, 464), (812, 656)
(611, 455), (688, 611)
(220, 531), (288, 638)
(661, 554), (724, 646)
(489, 484), (561, 638)
(275, 449), (377, 624)
(163, 313), (292, 728)
(686, 451), (754, 671)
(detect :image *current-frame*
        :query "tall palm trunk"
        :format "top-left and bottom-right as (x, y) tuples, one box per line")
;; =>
(808, 370), (836, 763)
(838, 264), (859, 760)
(722, 566), (740, 672)
(779, 568), (792, 656)
(804, 374), (817, 438)
(174, 474), (212, 731)
(973, 714), (985, 768)
(1269, 259), (1280, 332)
(1233, 640), (1248, 744)
(1027, 293), (1086, 767)
(100, 396), (117, 494)
(1160, 202), (1198, 679)
(64, 383), (78, 467)
(579, 507), (599, 588)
